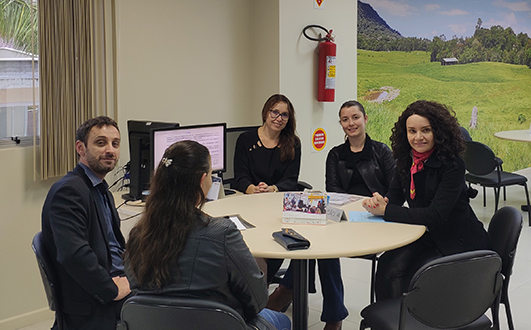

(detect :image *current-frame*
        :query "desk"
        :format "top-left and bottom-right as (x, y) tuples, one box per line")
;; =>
(494, 130), (531, 212)
(203, 193), (425, 330)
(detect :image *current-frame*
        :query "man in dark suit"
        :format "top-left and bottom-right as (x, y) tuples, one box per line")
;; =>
(41, 116), (131, 330)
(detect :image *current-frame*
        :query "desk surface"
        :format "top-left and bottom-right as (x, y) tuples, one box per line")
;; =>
(494, 129), (531, 142)
(202, 193), (425, 259)
(116, 192), (426, 259)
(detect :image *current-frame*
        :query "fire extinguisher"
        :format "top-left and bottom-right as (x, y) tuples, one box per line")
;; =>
(303, 25), (336, 102)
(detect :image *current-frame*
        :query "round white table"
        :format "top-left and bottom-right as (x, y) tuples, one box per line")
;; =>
(203, 193), (426, 330)
(494, 129), (531, 143)
(494, 130), (531, 212)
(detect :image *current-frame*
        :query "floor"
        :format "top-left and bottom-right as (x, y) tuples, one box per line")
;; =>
(19, 168), (531, 330)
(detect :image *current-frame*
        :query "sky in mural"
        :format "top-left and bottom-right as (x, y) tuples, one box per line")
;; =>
(361, 0), (531, 39)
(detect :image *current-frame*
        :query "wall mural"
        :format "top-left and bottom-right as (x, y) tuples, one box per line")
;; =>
(357, 0), (531, 171)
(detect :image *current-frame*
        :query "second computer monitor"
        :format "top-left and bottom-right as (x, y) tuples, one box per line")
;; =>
(151, 123), (226, 174)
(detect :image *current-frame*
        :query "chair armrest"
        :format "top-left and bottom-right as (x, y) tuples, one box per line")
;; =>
(297, 181), (313, 191)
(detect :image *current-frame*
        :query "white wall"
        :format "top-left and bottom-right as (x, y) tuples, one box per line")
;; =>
(115, 0), (257, 136)
(0, 147), (55, 329)
(115, 0), (358, 189)
(0, 0), (358, 327)
(278, 0), (358, 190)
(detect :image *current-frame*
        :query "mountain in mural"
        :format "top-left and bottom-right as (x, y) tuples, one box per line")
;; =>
(358, 0), (402, 41)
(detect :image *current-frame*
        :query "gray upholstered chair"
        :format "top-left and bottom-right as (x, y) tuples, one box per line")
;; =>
(488, 206), (523, 330)
(118, 295), (252, 330)
(359, 250), (502, 330)
(32, 231), (63, 330)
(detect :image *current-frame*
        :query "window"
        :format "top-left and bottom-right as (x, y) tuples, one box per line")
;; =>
(0, 0), (39, 148)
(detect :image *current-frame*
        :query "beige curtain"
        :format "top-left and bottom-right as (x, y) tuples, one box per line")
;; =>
(38, 0), (116, 180)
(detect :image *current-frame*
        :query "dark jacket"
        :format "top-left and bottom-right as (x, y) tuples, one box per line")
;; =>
(41, 164), (125, 330)
(127, 215), (270, 330)
(233, 129), (301, 193)
(325, 135), (395, 195)
(384, 153), (489, 255)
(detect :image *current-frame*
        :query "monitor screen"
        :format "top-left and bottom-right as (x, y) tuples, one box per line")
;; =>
(124, 120), (179, 201)
(151, 123), (226, 173)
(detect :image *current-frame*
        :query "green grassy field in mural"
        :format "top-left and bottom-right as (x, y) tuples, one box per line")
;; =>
(357, 49), (531, 172)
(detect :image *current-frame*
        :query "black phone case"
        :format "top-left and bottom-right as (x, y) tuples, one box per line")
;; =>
(272, 230), (310, 250)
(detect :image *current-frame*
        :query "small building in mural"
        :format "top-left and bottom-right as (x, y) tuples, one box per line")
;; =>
(441, 57), (458, 66)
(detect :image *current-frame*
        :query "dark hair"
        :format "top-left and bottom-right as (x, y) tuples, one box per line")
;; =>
(75, 116), (119, 145)
(124, 140), (211, 288)
(338, 100), (366, 117)
(261, 94), (300, 161)
(391, 100), (465, 177)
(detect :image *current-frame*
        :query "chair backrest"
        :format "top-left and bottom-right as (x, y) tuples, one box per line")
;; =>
(225, 125), (261, 187)
(403, 250), (502, 329)
(488, 206), (523, 277)
(120, 295), (248, 330)
(32, 231), (60, 312)
(464, 141), (499, 175)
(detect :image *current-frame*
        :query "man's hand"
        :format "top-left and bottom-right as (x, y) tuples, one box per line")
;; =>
(112, 276), (131, 301)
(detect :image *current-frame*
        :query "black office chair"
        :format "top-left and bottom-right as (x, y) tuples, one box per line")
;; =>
(488, 206), (523, 330)
(118, 295), (255, 330)
(32, 231), (63, 330)
(464, 140), (531, 225)
(359, 250), (502, 330)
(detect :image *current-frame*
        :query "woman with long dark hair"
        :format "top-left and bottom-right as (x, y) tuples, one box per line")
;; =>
(233, 94), (300, 286)
(124, 140), (291, 330)
(233, 94), (301, 194)
(362, 100), (489, 300)
(326, 100), (395, 195)
(297, 100), (395, 329)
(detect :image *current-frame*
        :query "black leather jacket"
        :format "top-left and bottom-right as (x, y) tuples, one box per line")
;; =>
(127, 215), (272, 330)
(325, 135), (396, 195)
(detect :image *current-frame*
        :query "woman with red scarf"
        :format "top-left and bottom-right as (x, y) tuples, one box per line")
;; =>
(362, 100), (489, 300)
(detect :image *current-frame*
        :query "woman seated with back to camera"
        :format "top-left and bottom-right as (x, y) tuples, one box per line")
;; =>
(362, 100), (489, 301)
(124, 140), (291, 330)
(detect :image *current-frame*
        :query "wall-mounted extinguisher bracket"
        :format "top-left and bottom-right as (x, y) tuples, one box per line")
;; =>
(303, 25), (336, 102)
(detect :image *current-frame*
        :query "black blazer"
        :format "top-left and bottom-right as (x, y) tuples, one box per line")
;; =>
(233, 129), (301, 193)
(325, 135), (395, 195)
(384, 154), (489, 255)
(41, 164), (126, 330)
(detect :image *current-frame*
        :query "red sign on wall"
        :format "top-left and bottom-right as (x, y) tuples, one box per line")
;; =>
(312, 127), (327, 151)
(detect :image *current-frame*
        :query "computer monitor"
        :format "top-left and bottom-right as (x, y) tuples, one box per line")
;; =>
(151, 123), (226, 175)
(224, 125), (260, 188)
(124, 120), (179, 201)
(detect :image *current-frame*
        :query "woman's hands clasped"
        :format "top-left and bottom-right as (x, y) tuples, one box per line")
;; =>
(362, 192), (388, 216)
(246, 182), (278, 194)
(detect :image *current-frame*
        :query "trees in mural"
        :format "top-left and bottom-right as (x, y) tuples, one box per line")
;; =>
(0, 0), (38, 54)
(432, 20), (531, 68)
(358, 1), (531, 68)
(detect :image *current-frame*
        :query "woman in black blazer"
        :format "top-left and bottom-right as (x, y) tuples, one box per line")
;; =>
(363, 100), (489, 300)
(326, 100), (395, 195)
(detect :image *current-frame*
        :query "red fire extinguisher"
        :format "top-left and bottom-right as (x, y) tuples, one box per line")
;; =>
(304, 25), (336, 102)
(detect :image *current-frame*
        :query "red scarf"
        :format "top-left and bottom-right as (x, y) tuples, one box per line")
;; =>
(410, 148), (435, 199)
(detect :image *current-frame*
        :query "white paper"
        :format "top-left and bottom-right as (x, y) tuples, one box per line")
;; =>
(206, 177), (222, 201)
(327, 192), (363, 206)
(229, 216), (246, 230)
